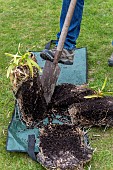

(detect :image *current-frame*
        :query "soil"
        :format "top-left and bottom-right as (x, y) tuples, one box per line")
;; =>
(37, 124), (93, 170)
(17, 83), (113, 127)
(16, 76), (47, 127)
(68, 96), (113, 127)
(50, 83), (94, 108)
(46, 84), (95, 124)
(49, 84), (113, 127)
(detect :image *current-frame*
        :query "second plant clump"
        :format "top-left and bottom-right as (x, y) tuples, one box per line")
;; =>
(6, 44), (42, 94)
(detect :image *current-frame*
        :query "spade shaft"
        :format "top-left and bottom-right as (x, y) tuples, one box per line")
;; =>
(41, 0), (77, 104)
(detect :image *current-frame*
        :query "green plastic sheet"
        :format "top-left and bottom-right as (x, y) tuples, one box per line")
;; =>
(6, 47), (87, 152)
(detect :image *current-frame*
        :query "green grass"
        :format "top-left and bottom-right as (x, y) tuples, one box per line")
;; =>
(0, 0), (113, 169)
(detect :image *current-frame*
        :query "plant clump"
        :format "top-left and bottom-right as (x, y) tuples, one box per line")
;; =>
(37, 124), (93, 170)
(68, 96), (113, 127)
(6, 46), (47, 127)
(6, 46), (42, 94)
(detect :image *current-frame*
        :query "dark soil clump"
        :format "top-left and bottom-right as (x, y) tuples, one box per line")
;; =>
(50, 84), (94, 108)
(37, 124), (93, 170)
(47, 84), (94, 119)
(68, 96), (113, 126)
(16, 77), (47, 126)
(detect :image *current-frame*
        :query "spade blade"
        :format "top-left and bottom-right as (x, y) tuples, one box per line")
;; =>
(41, 60), (60, 104)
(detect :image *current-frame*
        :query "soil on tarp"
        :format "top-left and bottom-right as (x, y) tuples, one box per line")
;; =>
(16, 76), (47, 126)
(17, 82), (113, 127)
(49, 83), (94, 108)
(67, 96), (113, 127)
(37, 124), (93, 170)
(48, 84), (113, 127)
(46, 84), (95, 123)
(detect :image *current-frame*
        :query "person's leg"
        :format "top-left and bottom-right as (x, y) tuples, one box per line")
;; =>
(40, 0), (84, 65)
(57, 0), (84, 50)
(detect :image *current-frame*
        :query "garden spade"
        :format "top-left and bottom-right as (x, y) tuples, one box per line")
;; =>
(41, 0), (77, 104)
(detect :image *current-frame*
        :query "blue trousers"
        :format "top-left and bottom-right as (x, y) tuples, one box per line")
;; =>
(57, 0), (84, 50)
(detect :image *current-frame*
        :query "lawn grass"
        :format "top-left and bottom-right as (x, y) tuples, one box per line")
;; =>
(0, 0), (113, 169)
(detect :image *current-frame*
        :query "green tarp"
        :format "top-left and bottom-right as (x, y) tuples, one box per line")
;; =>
(6, 47), (87, 153)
